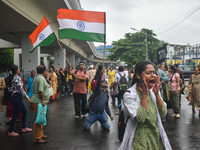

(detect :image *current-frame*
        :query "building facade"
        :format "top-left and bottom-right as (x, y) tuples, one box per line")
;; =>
(95, 45), (113, 56)
(166, 44), (200, 66)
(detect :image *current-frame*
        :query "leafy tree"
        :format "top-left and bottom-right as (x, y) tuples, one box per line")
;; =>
(0, 49), (14, 72)
(49, 59), (54, 69)
(40, 57), (44, 65)
(107, 28), (166, 67)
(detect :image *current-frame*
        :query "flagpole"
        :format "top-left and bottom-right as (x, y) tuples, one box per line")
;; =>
(56, 39), (70, 65)
(48, 21), (70, 66)
(103, 43), (106, 68)
(103, 12), (106, 69)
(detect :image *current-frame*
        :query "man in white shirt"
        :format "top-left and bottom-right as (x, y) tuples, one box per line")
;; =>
(113, 66), (129, 114)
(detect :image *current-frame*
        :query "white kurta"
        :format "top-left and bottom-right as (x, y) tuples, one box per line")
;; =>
(118, 83), (172, 150)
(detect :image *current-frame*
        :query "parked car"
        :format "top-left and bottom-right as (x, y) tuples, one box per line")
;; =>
(178, 65), (194, 78)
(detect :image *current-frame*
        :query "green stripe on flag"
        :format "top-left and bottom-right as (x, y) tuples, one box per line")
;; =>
(58, 28), (105, 43)
(29, 33), (56, 53)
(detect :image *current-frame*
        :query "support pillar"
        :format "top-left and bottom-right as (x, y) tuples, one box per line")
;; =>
(14, 48), (22, 68)
(43, 56), (49, 69)
(54, 48), (66, 69)
(75, 56), (81, 67)
(68, 54), (75, 66)
(21, 35), (40, 74)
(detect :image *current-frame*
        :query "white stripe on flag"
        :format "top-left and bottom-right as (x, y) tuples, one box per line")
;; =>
(33, 25), (53, 47)
(58, 19), (105, 34)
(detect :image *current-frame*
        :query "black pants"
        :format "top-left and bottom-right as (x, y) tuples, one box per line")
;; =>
(68, 79), (73, 93)
(61, 82), (69, 94)
(73, 93), (87, 116)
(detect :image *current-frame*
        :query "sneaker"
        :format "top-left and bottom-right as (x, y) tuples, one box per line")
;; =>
(83, 114), (88, 118)
(176, 114), (180, 118)
(22, 127), (32, 133)
(6, 118), (12, 123)
(75, 116), (80, 119)
(8, 132), (19, 137)
(171, 113), (176, 117)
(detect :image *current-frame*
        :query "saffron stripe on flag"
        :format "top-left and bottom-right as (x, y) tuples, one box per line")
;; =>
(57, 9), (105, 23)
(29, 17), (49, 45)
(58, 28), (104, 43)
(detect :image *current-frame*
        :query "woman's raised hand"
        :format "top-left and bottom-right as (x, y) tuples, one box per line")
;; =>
(153, 75), (162, 94)
(138, 77), (149, 97)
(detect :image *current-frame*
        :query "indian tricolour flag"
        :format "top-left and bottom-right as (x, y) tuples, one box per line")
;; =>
(29, 16), (56, 53)
(57, 9), (106, 43)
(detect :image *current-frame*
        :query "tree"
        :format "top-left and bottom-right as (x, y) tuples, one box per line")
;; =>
(0, 49), (14, 72)
(107, 28), (166, 67)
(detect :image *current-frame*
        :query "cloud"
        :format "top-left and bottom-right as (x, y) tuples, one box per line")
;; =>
(81, 0), (200, 46)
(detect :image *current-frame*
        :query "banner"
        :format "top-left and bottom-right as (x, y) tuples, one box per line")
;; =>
(157, 44), (167, 64)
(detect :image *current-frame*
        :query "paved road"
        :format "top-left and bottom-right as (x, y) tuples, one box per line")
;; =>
(0, 92), (199, 150)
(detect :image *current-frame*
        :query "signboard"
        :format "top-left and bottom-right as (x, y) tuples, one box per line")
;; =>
(157, 44), (167, 64)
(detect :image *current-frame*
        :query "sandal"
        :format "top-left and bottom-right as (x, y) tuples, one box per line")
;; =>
(34, 139), (47, 144)
(6, 118), (12, 123)
(41, 135), (48, 139)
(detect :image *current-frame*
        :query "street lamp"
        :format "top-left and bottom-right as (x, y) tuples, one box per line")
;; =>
(130, 28), (148, 61)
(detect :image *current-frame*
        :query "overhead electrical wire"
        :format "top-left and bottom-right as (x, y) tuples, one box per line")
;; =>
(156, 4), (200, 35)
(166, 16), (200, 39)
(155, 4), (200, 32)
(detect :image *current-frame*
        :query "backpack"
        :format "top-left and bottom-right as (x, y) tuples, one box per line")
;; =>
(118, 73), (128, 94)
(91, 78), (97, 91)
(118, 90), (130, 142)
(85, 91), (101, 113)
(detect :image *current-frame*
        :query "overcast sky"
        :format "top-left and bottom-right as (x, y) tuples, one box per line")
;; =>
(80, 0), (200, 47)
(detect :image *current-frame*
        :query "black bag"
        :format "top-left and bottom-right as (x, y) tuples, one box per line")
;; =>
(118, 90), (130, 141)
(180, 86), (185, 95)
(118, 110), (128, 142)
(118, 73), (128, 94)
(85, 91), (101, 113)
(3, 88), (11, 105)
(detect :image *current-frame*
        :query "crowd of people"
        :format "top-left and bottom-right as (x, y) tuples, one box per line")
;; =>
(0, 61), (200, 149)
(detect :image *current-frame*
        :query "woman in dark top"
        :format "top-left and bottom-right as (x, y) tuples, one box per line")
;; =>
(7, 65), (32, 136)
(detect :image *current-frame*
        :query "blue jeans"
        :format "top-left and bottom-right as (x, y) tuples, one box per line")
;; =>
(111, 92), (116, 103)
(9, 94), (27, 133)
(117, 93), (123, 111)
(83, 111), (110, 130)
